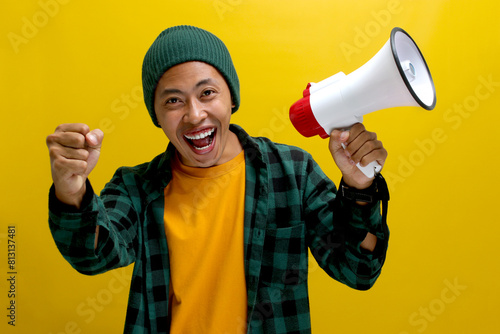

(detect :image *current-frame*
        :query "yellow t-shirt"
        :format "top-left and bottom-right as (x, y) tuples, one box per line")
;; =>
(164, 151), (247, 333)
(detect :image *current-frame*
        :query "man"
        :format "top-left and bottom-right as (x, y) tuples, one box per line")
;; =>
(47, 25), (389, 333)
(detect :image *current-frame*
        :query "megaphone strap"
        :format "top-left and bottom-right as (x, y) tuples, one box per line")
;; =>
(339, 174), (389, 203)
(339, 173), (390, 231)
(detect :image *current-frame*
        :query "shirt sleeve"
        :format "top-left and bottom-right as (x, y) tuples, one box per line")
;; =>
(48, 172), (139, 275)
(303, 157), (389, 290)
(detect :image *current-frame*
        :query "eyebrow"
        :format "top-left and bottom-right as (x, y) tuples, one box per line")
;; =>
(157, 78), (219, 98)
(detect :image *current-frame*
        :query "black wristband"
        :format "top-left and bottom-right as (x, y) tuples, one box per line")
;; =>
(339, 173), (390, 204)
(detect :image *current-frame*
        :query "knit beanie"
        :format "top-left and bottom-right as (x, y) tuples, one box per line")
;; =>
(142, 25), (240, 127)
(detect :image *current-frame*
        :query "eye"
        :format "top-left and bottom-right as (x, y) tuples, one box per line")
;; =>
(165, 97), (180, 105)
(202, 89), (216, 97)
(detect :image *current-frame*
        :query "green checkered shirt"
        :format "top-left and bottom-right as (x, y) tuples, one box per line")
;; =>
(49, 124), (389, 333)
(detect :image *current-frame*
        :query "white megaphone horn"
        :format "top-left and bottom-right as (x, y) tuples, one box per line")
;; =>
(289, 27), (436, 178)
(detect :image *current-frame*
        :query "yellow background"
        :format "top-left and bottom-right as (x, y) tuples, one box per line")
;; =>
(1, 0), (499, 333)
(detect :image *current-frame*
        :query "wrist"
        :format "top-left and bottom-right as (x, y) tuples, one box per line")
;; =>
(340, 175), (373, 190)
(54, 183), (87, 210)
(339, 174), (389, 204)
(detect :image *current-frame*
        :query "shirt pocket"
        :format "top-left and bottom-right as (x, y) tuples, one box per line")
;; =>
(260, 223), (308, 289)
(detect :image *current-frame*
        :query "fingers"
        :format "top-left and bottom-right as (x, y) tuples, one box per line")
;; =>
(51, 154), (89, 177)
(55, 123), (91, 136)
(328, 129), (350, 154)
(330, 129), (350, 145)
(47, 123), (89, 149)
(46, 123), (103, 207)
(47, 130), (87, 163)
(343, 123), (387, 167)
(47, 124), (103, 152)
(46, 123), (103, 177)
(86, 129), (104, 148)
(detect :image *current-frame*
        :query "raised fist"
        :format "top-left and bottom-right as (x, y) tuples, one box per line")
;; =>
(46, 123), (103, 208)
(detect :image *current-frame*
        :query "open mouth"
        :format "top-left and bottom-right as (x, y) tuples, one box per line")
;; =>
(183, 127), (216, 151)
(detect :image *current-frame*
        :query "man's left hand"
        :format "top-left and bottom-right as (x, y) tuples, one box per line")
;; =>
(329, 123), (387, 189)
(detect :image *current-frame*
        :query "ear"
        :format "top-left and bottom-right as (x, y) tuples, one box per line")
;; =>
(154, 110), (163, 129)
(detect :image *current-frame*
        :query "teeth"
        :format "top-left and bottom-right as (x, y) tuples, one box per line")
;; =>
(193, 143), (212, 151)
(184, 128), (215, 140)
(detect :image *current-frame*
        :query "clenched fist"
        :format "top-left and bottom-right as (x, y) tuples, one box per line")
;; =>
(328, 123), (387, 189)
(46, 123), (103, 208)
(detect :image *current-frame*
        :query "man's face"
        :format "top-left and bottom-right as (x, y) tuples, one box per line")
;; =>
(154, 61), (240, 167)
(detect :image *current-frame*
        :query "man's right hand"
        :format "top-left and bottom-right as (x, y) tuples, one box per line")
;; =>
(46, 123), (104, 209)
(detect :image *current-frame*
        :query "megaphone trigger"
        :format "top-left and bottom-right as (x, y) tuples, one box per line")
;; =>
(356, 161), (382, 179)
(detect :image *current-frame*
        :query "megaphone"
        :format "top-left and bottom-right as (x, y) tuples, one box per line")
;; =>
(289, 27), (436, 178)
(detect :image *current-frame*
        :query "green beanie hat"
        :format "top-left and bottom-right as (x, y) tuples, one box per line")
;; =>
(142, 25), (240, 127)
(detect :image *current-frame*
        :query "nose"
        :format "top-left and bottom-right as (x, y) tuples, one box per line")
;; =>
(183, 99), (207, 124)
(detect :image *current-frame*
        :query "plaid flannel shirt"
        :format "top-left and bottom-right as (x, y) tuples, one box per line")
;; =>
(49, 124), (389, 333)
